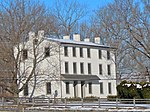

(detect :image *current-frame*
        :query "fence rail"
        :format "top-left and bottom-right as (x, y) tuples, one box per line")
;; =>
(0, 97), (150, 111)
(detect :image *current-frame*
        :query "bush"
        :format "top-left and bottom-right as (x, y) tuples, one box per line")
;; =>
(117, 80), (150, 99)
(66, 96), (99, 102)
(66, 97), (81, 101)
(141, 86), (150, 99)
(107, 95), (117, 101)
(84, 96), (98, 102)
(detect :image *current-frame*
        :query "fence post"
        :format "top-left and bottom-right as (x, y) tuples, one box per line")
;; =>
(98, 98), (101, 108)
(48, 97), (51, 107)
(17, 97), (20, 111)
(17, 97), (19, 105)
(116, 98), (118, 109)
(133, 98), (135, 108)
(2, 97), (4, 107)
(65, 98), (67, 108)
(32, 98), (35, 106)
(22, 107), (25, 112)
(81, 98), (83, 107)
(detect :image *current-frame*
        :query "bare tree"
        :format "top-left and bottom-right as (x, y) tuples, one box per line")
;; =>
(93, 0), (150, 75)
(0, 0), (59, 97)
(51, 0), (87, 35)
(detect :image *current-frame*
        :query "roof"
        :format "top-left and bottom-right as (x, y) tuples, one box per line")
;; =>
(61, 74), (100, 81)
(47, 38), (116, 49)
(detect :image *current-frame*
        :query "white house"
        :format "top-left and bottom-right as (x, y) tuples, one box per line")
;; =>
(19, 31), (117, 98)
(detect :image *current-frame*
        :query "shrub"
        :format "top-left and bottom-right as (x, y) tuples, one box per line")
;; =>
(117, 84), (129, 98)
(107, 95), (117, 101)
(141, 86), (150, 99)
(84, 96), (98, 102)
(66, 97), (81, 101)
(117, 81), (150, 99)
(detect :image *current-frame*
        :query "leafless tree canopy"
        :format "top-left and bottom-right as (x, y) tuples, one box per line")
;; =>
(0, 0), (87, 97)
(50, 0), (87, 35)
(0, 0), (56, 97)
(93, 0), (150, 74)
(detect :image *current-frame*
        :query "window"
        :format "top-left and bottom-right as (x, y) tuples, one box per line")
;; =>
(22, 49), (28, 60)
(66, 82), (70, 94)
(108, 82), (112, 94)
(107, 65), (111, 75)
(87, 48), (90, 58)
(80, 48), (83, 57)
(99, 64), (102, 75)
(24, 83), (28, 96)
(88, 63), (91, 74)
(64, 46), (68, 56)
(72, 47), (76, 57)
(33, 38), (38, 45)
(73, 62), (77, 74)
(99, 50), (102, 59)
(107, 51), (110, 60)
(89, 82), (92, 94)
(45, 47), (50, 57)
(80, 63), (84, 74)
(65, 62), (69, 73)
(46, 82), (51, 94)
(100, 82), (103, 94)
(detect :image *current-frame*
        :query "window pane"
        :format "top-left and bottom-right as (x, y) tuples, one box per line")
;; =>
(65, 62), (69, 73)
(88, 63), (91, 74)
(66, 82), (70, 94)
(99, 64), (102, 75)
(45, 47), (50, 57)
(108, 83), (112, 94)
(89, 82), (92, 94)
(107, 51), (110, 60)
(80, 48), (83, 57)
(33, 39), (38, 45)
(24, 83), (28, 96)
(107, 65), (111, 75)
(46, 82), (51, 94)
(64, 46), (68, 56)
(80, 63), (84, 74)
(72, 47), (76, 57)
(23, 49), (28, 60)
(87, 48), (90, 58)
(99, 50), (102, 59)
(100, 82), (103, 94)
(73, 62), (77, 74)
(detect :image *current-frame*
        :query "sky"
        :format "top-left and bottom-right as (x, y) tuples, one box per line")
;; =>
(41, 0), (114, 14)
(40, 0), (114, 22)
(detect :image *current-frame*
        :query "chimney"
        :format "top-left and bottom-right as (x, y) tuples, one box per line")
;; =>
(63, 35), (70, 40)
(29, 31), (35, 41)
(94, 37), (100, 44)
(73, 33), (80, 41)
(84, 38), (90, 42)
(38, 30), (44, 40)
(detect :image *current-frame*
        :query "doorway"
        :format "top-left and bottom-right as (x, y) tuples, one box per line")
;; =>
(73, 81), (78, 98)
(81, 81), (85, 98)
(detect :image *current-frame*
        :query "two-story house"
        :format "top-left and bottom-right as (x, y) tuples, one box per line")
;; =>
(19, 31), (117, 98)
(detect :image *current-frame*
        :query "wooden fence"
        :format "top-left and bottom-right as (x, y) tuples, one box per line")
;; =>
(0, 97), (150, 111)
